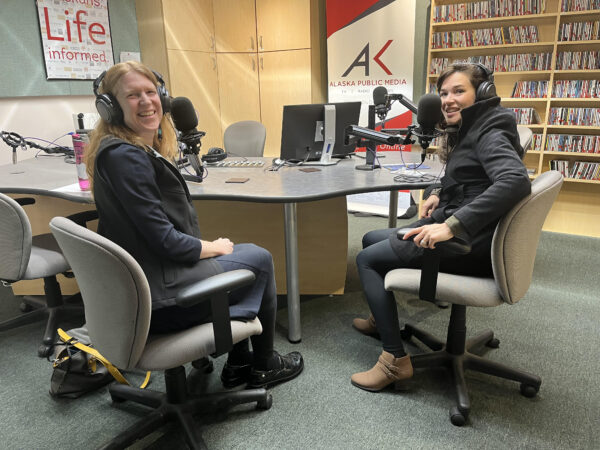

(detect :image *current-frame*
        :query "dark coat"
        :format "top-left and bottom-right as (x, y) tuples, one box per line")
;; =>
(391, 97), (531, 275)
(93, 137), (222, 309)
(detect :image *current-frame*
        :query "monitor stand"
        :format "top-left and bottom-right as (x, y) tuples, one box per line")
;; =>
(302, 104), (338, 166)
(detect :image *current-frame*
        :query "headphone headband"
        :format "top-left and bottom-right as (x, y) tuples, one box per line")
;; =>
(93, 68), (170, 125)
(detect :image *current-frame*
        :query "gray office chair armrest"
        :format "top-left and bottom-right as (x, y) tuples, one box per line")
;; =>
(397, 228), (472, 302)
(175, 269), (256, 308)
(175, 269), (256, 357)
(397, 228), (472, 256)
(66, 210), (99, 227)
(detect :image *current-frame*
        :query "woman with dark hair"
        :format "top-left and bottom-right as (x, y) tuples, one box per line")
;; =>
(85, 61), (303, 389)
(350, 63), (531, 392)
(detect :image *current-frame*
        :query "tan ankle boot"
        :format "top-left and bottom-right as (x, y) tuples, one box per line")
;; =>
(352, 314), (378, 336)
(351, 351), (413, 392)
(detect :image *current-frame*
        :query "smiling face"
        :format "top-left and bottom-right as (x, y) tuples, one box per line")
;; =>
(115, 71), (163, 146)
(439, 72), (477, 126)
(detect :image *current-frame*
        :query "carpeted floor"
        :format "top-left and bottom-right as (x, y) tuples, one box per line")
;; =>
(0, 213), (598, 449)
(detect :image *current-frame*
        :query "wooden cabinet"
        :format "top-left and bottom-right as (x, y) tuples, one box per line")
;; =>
(136, 0), (325, 158)
(216, 52), (261, 125)
(168, 50), (223, 149)
(259, 49), (312, 155)
(162, 0), (215, 52)
(213, 0), (257, 52)
(427, 0), (600, 237)
(256, 0), (311, 51)
(214, 0), (311, 52)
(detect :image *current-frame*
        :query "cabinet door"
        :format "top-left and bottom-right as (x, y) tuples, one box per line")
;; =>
(167, 50), (223, 150)
(213, 0), (257, 52)
(217, 53), (261, 131)
(256, 0), (310, 51)
(259, 49), (312, 157)
(162, 0), (215, 52)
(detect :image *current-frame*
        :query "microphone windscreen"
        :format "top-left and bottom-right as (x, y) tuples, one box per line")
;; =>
(171, 96), (198, 132)
(416, 93), (442, 132)
(373, 86), (388, 106)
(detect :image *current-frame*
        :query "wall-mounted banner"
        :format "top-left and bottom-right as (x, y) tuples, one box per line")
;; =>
(327, 0), (416, 149)
(36, 0), (114, 80)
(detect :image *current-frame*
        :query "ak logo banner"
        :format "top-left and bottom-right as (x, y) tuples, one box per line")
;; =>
(326, 0), (416, 148)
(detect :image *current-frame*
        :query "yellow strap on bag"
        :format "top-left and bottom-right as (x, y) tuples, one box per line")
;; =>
(57, 328), (151, 389)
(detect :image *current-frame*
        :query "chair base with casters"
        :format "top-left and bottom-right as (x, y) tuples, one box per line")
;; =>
(0, 276), (83, 357)
(104, 365), (271, 450)
(401, 303), (541, 426)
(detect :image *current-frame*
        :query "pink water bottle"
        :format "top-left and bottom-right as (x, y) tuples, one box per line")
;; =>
(71, 134), (90, 191)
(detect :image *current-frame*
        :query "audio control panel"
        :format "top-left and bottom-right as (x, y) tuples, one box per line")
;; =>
(212, 160), (264, 168)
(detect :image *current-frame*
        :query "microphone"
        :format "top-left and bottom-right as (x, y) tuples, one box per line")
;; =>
(415, 93), (442, 161)
(373, 86), (389, 120)
(170, 96), (206, 180)
(385, 93), (418, 114)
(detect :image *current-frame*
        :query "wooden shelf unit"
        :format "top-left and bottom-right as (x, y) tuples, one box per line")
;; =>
(427, 0), (600, 237)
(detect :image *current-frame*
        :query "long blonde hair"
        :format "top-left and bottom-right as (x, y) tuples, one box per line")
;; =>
(85, 61), (178, 189)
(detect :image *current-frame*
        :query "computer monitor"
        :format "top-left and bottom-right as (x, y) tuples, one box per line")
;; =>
(280, 101), (361, 164)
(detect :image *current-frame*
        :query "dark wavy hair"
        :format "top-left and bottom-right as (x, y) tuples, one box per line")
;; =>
(435, 63), (488, 163)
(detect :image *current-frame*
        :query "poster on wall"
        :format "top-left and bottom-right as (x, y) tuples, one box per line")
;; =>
(326, 0), (417, 216)
(327, 0), (416, 134)
(36, 0), (114, 80)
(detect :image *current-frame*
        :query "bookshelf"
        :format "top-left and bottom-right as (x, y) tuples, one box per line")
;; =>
(427, 0), (600, 237)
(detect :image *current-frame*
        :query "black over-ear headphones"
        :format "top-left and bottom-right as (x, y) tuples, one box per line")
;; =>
(93, 69), (171, 125)
(472, 62), (496, 101)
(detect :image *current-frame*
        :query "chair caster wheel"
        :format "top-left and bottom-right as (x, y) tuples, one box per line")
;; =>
(191, 357), (214, 374)
(257, 393), (273, 410)
(520, 383), (539, 398)
(20, 302), (33, 313)
(38, 344), (53, 358)
(486, 338), (500, 348)
(400, 328), (412, 341)
(449, 406), (467, 426)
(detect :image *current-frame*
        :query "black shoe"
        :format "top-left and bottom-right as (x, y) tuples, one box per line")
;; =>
(247, 351), (304, 389)
(221, 361), (253, 388)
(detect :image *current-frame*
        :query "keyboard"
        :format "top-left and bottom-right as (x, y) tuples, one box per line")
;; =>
(211, 160), (264, 168)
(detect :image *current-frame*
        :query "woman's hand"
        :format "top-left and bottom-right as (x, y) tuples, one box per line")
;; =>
(403, 223), (454, 249)
(200, 238), (234, 259)
(419, 194), (440, 219)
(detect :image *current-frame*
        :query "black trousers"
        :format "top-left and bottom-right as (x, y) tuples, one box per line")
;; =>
(356, 228), (424, 356)
(150, 243), (277, 360)
(356, 221), (494, 357)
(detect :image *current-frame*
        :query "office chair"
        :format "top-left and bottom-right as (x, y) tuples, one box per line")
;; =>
(223, 120), (266, 157)
(385, 170), (563, 426)
(49, 217), (271, 449)
(0, 193), (89, 357)
(517, 124), (533, 153)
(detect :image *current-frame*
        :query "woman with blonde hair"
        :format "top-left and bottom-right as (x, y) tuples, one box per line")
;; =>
(86, 61), (303, 389)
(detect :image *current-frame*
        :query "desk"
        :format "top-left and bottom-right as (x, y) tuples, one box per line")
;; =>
(0, 154), (440, 341)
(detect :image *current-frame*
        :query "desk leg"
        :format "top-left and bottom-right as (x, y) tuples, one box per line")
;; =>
(388, 190), (398, 229)
(284, 202), (301, 343)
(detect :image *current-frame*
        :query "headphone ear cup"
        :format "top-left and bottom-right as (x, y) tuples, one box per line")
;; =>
(476, 80), (497, 101)
(158, 85), (171, 114)
(95, 93), (123, 125)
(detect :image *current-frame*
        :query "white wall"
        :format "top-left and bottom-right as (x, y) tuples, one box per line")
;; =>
(0, 96), (96, 166)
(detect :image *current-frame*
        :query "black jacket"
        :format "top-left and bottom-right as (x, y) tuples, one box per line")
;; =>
(93, 137), (222, 309)
(392, 97), (531, 274)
